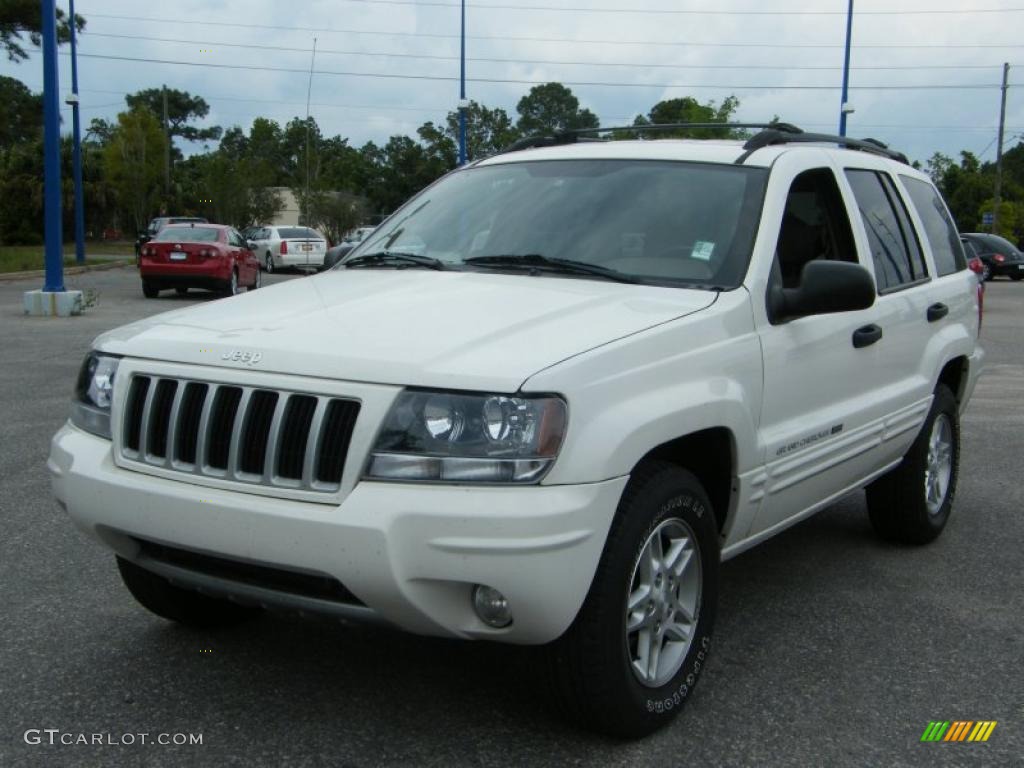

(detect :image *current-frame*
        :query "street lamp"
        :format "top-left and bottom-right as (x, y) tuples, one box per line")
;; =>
(68, 0), (85, 264)
(458, 0), (467, 165)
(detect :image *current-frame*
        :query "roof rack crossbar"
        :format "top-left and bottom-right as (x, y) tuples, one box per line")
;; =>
(501, 121), (803, 154)
(739, 129), (909, 165)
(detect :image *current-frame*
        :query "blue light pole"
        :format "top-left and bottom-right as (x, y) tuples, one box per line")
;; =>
(458, 0), (467, 165)
(69, 0), (85, 264)
(41, 0), (64, 292)
(838, 0), (854, 136)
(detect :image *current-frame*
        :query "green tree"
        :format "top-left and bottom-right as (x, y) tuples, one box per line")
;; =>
(516, 83), (599, 137)
(632, 96), (742, 138)
(440, 101), (519, 161)
(125, 87), (222, 144)
(0, 75), (41, 145)
(103, 109), (167, 232)
(0, 137), (44, 243)
(307, 190), (368, 243)
(1, 0), (84, 62)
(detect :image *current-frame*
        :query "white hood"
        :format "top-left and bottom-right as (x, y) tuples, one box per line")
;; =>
(96, 271), (717, 391)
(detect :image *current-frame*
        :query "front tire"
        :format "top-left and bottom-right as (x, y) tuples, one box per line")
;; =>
(866, 384), (959, 544)
(116, 557), (261, 628)
(545, 462), (719, 738)
(982, 263), (992, 282)
(250, 266), (261, 290)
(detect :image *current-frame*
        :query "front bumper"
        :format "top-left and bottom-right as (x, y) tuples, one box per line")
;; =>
(49, 423), (625, 644)
(992, 261), (1024, 277)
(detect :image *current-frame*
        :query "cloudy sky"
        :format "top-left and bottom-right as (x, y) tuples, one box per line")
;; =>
(4, 0), (1022, 164)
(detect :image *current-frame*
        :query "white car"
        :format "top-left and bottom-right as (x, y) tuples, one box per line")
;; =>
(248, 225), (328, 273)
(50, 125), (983, 738)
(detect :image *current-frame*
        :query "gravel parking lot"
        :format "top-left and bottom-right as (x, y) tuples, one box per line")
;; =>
(1, 266), (1021, 767)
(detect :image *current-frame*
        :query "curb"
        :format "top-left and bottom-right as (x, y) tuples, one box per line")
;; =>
(0, 259), (132, 283)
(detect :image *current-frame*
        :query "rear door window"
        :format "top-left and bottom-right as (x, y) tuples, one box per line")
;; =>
(845, 169), (928, 292)
(900, 176), (966, 276)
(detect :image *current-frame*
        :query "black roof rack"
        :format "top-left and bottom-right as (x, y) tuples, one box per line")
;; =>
(498, 121), (909, 166)
(500, 122), (803, 154)
(736, 129), (909, 165)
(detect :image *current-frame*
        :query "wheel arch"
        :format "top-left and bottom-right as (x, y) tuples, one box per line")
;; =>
(937, 355), (970, 403)
(633, 427), (736, 535)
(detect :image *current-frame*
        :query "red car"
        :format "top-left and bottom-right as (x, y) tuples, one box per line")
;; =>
(138, 224), (261, 298)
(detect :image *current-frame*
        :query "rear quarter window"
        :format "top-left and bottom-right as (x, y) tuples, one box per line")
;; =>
(899, 176), (966, 276)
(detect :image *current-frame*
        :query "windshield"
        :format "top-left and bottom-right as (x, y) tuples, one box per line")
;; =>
(153, 226), (222, 243)
(348, 159), (768, 288)
(278, 227), (322, 240)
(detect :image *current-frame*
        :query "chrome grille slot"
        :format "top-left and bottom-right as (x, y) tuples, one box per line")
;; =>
(239, 390), (278, 476)
(123, 376), (150, 453)
(206, 387), (243, 471)
(175, 383), (208, 466)
(317, 400), (361, 485)
(119, 374), (360, 495)
(147, 379), (178, 459)
(277, 395), (317, 481)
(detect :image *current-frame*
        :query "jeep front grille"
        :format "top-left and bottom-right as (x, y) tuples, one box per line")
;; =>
(121, 375), (360, 493)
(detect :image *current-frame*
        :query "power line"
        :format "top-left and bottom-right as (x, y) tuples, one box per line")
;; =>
(84, 13), (1024, 49)
(34, 84), (1023, 132)
(81, 31), (1019, 72)
(61, 51), (1007, 91)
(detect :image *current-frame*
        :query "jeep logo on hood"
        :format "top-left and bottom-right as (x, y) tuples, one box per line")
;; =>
(222, 350), (263, 366)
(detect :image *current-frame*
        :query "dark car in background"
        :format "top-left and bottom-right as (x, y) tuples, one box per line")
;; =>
(136, 217), (209, 262)
(323, 225), (378, 270)
(961, 233), (1024, 281)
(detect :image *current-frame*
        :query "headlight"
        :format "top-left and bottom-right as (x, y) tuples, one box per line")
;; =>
(366, 390), (567, 484)
(70, 352), (120, 439)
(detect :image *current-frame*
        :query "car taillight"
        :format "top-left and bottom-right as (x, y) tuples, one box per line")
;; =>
(199, 249), (210, 257)
(994, 253), (1006, 263)
(280, 241), (288, 255)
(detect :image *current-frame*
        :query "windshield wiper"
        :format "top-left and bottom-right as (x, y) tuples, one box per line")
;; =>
(344, 251), (447, 270)
(464, 254), (640, 284)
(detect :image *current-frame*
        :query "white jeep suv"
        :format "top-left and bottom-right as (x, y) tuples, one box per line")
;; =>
(50, 125), (983, 738)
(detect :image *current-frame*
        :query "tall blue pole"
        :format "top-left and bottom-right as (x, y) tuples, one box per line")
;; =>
(69, 0), (85, 264)
(41, 0), (64, 292)
(458, 0), (467, 165)
(838, 0), (854, 137)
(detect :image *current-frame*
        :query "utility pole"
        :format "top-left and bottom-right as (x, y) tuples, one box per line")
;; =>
(68, 0), (85, 264)
(304, 38), (318, 225)
(162, 85), (170, 201)
(41, 0), (63, 292)
(458, 0), (467, 165)
(992, 62), (1010, 235)
(838, 0), (855, 136)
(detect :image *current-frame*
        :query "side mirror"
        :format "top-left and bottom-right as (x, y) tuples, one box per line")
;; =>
(769, 261), (875, 323)
(247, 241), (257, 251)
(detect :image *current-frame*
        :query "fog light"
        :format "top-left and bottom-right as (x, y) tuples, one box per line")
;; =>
(472, 584), (513, 628)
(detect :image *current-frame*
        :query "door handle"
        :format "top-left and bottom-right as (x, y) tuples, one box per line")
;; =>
(927, 302), (949, 322)
(852, 324), (883, 348)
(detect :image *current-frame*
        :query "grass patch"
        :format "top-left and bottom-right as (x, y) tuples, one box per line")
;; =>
(0, 243), (134, 273)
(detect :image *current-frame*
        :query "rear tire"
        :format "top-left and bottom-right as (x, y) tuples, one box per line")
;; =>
(264, 253), (274, 273)
(866, 384), (959, 544)
(225, 269), (239, 296)
(544, 461), (719, 738)
(1011, 274), (1023, 281)
(116, 557), (261, 628)
(142, 281), (159, 298)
